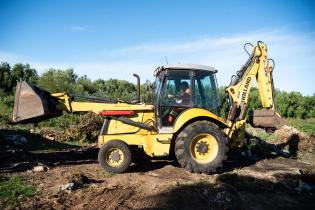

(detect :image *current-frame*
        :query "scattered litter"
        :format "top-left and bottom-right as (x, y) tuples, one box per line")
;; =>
(106, 183), (118, 190)
(33, 165), (47, 172)
(67, 173), (89, 186)
(148, 172), (160, 177)
(61, 182), (75, 191)
(59, 173), (90, 191)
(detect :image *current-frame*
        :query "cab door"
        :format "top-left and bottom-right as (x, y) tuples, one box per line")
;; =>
(157, 70), (193, 127)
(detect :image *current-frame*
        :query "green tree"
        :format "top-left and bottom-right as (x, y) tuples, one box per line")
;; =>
(11, 63), (38, 84)
(37, 68), (78, 93)
(276, 91), (307, 118)
(93, 79), (136, 101)
(2, 60), (314, 120)
(76, 75), (97, 95)
(140, 82), (154, 104)
(247, 87), (262, 111)
(0, 62), (38, 96)
(303, 94), (315, 118)
(218, 86), (230, 118)
(0, 62), (13, 95)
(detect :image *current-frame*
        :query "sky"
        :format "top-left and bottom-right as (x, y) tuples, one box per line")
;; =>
(0, 0), (314, 95)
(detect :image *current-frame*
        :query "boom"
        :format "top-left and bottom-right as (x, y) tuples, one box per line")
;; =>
(225, 41), (282, 138)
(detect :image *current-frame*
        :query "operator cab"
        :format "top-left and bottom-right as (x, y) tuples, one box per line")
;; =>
(153, 64), (220, 129)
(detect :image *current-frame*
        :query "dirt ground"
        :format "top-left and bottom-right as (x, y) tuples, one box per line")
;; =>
(1, 127), (315, 210)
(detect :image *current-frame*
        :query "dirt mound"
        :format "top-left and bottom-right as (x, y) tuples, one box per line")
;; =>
(245, 124), (314, 160)
(274, 125), (314, 153)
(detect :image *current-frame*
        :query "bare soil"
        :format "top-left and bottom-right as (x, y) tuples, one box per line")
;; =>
(1, 128), (315, 210)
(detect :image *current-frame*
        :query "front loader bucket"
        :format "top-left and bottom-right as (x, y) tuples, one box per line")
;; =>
(249, 109), (283, 130)
(11, 81), (62, 124)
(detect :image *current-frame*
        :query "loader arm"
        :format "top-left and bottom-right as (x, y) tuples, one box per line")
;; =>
(11, 81), (153, 124)
(51, 92), (152, 114)
(225, 41), (282, 138)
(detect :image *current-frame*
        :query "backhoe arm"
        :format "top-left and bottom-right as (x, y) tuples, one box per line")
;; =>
(257, 57), (276, 109)
(225, 41), (282, 136)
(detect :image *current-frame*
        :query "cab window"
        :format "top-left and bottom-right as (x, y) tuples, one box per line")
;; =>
(194, 71), (220, 114)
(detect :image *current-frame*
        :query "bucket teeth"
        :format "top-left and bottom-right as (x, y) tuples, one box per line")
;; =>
(249, 109), (283, 130)
(11, 81), (62, 124)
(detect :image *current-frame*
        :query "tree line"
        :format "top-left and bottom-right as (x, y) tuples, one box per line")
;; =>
(1, 62), (314, 119)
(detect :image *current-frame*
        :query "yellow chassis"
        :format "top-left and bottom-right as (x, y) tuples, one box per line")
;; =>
(97, 107), (231, 157)
(50, 90), (244, 157)
(51, 92), (236, 157)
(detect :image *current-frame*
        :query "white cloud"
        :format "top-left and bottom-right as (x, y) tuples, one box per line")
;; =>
(110, 30), (315, 95)
(69, 26), (86, 31)
(113, 30), (289, 55)
(0, 51), (23, 63)
(1, 29), (314, 95)
(69, 62), (156, 82)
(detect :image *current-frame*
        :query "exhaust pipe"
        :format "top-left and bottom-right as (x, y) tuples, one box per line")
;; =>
(133, 73), (140, 103)
(11, 81), (62, 124)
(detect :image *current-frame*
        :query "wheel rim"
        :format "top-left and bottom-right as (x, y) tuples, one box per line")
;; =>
(105, 148), (124, 167)
(190, 133), (219, 164)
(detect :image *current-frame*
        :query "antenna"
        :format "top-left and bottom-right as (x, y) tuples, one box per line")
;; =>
(165, 56), (169, 65)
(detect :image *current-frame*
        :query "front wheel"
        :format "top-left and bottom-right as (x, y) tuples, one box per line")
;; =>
(175, 121), (228, 173)
(98, 140), (132, 173)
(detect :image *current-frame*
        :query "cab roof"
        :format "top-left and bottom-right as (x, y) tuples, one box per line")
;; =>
(163, 64), (217, 72)
(154, 64), (217, 76)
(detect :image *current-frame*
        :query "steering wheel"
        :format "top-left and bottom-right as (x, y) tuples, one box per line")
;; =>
(166, 94), (178, 105)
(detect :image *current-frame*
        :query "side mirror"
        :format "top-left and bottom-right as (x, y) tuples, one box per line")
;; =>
(145, 80), (153, 91)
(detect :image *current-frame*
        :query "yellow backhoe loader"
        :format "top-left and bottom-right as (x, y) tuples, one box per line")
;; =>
(11, 41), (282, 173)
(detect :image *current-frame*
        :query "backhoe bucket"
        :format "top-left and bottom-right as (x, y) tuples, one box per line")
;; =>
(249, 109), (283, 130)
(11, 81), (62, 124)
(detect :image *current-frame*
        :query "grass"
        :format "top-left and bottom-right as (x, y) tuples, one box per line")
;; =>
(246, 118), (315, 142)
(245, 124), (277, 142)
(0, 176), (36, 207)
(64, 140), (90, 147)
(255, 130), (276, 142)
(285, 118), (315, 137)
(193, 179), (215, 186)
(95, 171), (115, 179)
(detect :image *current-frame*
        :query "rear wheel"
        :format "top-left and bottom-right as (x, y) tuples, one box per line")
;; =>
(98, 140), (132, 173)
(175, 121), (228, 173)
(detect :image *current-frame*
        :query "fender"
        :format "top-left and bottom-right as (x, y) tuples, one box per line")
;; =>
(173, 108), (228, 133)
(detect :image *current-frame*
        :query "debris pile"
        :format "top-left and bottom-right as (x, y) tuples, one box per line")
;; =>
(33, 112), (103, 143)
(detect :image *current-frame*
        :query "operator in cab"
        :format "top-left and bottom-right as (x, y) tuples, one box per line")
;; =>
(167, 81), (191, 123)
(176, 81), (191, 105)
